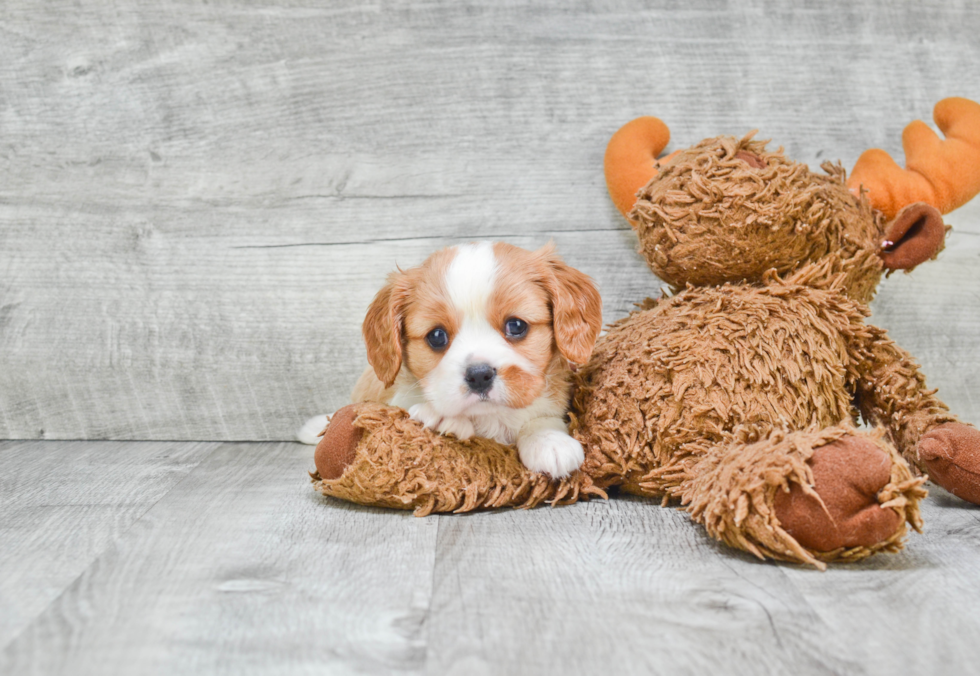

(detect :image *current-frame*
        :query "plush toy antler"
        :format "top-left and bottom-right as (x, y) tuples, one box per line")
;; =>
(603, 116), (673, 219)
(848, 97), (980, 220)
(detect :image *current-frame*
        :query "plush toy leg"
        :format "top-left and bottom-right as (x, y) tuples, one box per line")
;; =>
(310, 402), (605, 515)
(681, 423), (926, 568)
(851, 329), (980, 504)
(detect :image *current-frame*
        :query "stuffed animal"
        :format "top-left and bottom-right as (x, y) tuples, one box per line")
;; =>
(311, 98), (980, 568)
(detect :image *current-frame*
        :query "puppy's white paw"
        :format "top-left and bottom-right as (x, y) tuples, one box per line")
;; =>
(436, 415), (475, 440)
(409, 403), (441, 429)
(408, 403), (474, 440)
(517, 427), (584, 479)
(297, 413), (331, 446)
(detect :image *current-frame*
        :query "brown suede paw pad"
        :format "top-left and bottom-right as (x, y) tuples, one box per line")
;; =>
(918, 422), (980, 505)
(314, 405), (363, 481)
(773, 435), (902, 552)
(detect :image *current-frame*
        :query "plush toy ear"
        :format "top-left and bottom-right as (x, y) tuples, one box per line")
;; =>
(538, 245), (603, 366)
(879, 202), (946, 271)
(362, 272), (410, 388)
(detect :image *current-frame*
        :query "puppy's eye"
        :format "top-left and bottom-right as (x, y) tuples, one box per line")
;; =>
(425, 327), (449, 350)
(503, 317), (528, 339)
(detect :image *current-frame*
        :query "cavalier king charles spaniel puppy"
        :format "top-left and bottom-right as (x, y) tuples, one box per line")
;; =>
(300, 241), (602, 478)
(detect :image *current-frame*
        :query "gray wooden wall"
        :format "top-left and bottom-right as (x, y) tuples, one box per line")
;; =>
(2, 0), (979, 441)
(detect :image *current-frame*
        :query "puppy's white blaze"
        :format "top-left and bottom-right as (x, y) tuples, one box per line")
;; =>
(452, 321), (536, 373)
(446, 242), (497, 323)
(422, 322), (535, 416)
(421, 241), (538, 419)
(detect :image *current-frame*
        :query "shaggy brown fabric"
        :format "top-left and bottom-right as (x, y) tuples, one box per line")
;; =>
(918, 422), (980, 504)
(312, 403), (606, 516)
(564, 274), (937, 565)
(684, 425), (924, 569)
(570, 279), (871, 500)
(629, 134), (886, 303)
(734, 150), (767, 169)
(850, 328), (958, 457)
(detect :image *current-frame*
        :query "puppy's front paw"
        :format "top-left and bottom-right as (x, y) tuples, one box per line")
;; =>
(409, 403), (441, 429)
(297, 413), (331, 446)
(517, 428), (584, 479)
(436, 416), (475, 440)
(408, 404), (474, 440)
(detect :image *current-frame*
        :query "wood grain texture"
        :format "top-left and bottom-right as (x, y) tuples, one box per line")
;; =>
(784, 487), (980, 675)
(0, 441), (440, 674)
(0, 439), (216, 649)
(3, 440), (980, 675)
(1, 0), (979, 440)
(424, 495), (980, 676)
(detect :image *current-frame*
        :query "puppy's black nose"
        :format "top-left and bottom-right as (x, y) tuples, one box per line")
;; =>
(464, 363), (496, 394)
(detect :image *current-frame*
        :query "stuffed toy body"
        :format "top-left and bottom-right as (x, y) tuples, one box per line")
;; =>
(312, 98), (980, 568)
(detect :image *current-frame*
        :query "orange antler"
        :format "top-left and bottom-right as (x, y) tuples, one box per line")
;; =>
(604, 116), (673, 219)
(848, 97), (980, 219)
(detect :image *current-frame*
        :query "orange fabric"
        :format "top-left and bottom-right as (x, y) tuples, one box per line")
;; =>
(604, 116), (672, 218)
(848, 97), (980, 219)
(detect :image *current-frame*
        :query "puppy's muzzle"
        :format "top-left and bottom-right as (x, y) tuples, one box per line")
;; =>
(464, 363), (496, 394)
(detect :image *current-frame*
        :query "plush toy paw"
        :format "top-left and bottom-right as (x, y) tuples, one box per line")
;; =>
(918, 422), (980, 505)
(313, 405), (362, 480)
(773, 435), (904, 552)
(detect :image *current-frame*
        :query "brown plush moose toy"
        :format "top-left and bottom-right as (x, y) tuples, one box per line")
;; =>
(312, 98), (980, 568)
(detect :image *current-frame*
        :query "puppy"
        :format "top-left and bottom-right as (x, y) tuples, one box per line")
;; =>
(300, 241), (602, 478)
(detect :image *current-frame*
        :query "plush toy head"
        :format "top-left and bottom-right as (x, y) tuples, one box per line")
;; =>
(605, 98), (980, 303)
(630, 134), (887, 299)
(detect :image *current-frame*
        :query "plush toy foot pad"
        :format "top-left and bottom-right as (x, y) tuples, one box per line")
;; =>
(314, 405), (362, 480)
(918, 422), (980, 505)
(774, 435), (905, 552)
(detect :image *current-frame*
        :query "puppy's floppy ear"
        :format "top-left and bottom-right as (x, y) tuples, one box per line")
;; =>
(538, 244), (603, 366)
(362, 271), (411, 388)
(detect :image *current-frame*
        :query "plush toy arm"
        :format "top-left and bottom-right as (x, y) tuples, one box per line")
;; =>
(850, 329), (980, 504)
(850, 327), (958, 456)
(311, 403), (605, 515)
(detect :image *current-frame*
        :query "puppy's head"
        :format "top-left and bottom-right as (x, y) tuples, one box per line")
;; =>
(363, 241), (602, 417)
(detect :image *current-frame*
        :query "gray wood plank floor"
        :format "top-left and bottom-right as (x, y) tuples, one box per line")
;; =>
(5, 1), (980, 673)
(0, 440), (218, 649)
(3, 440), (980, 675)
